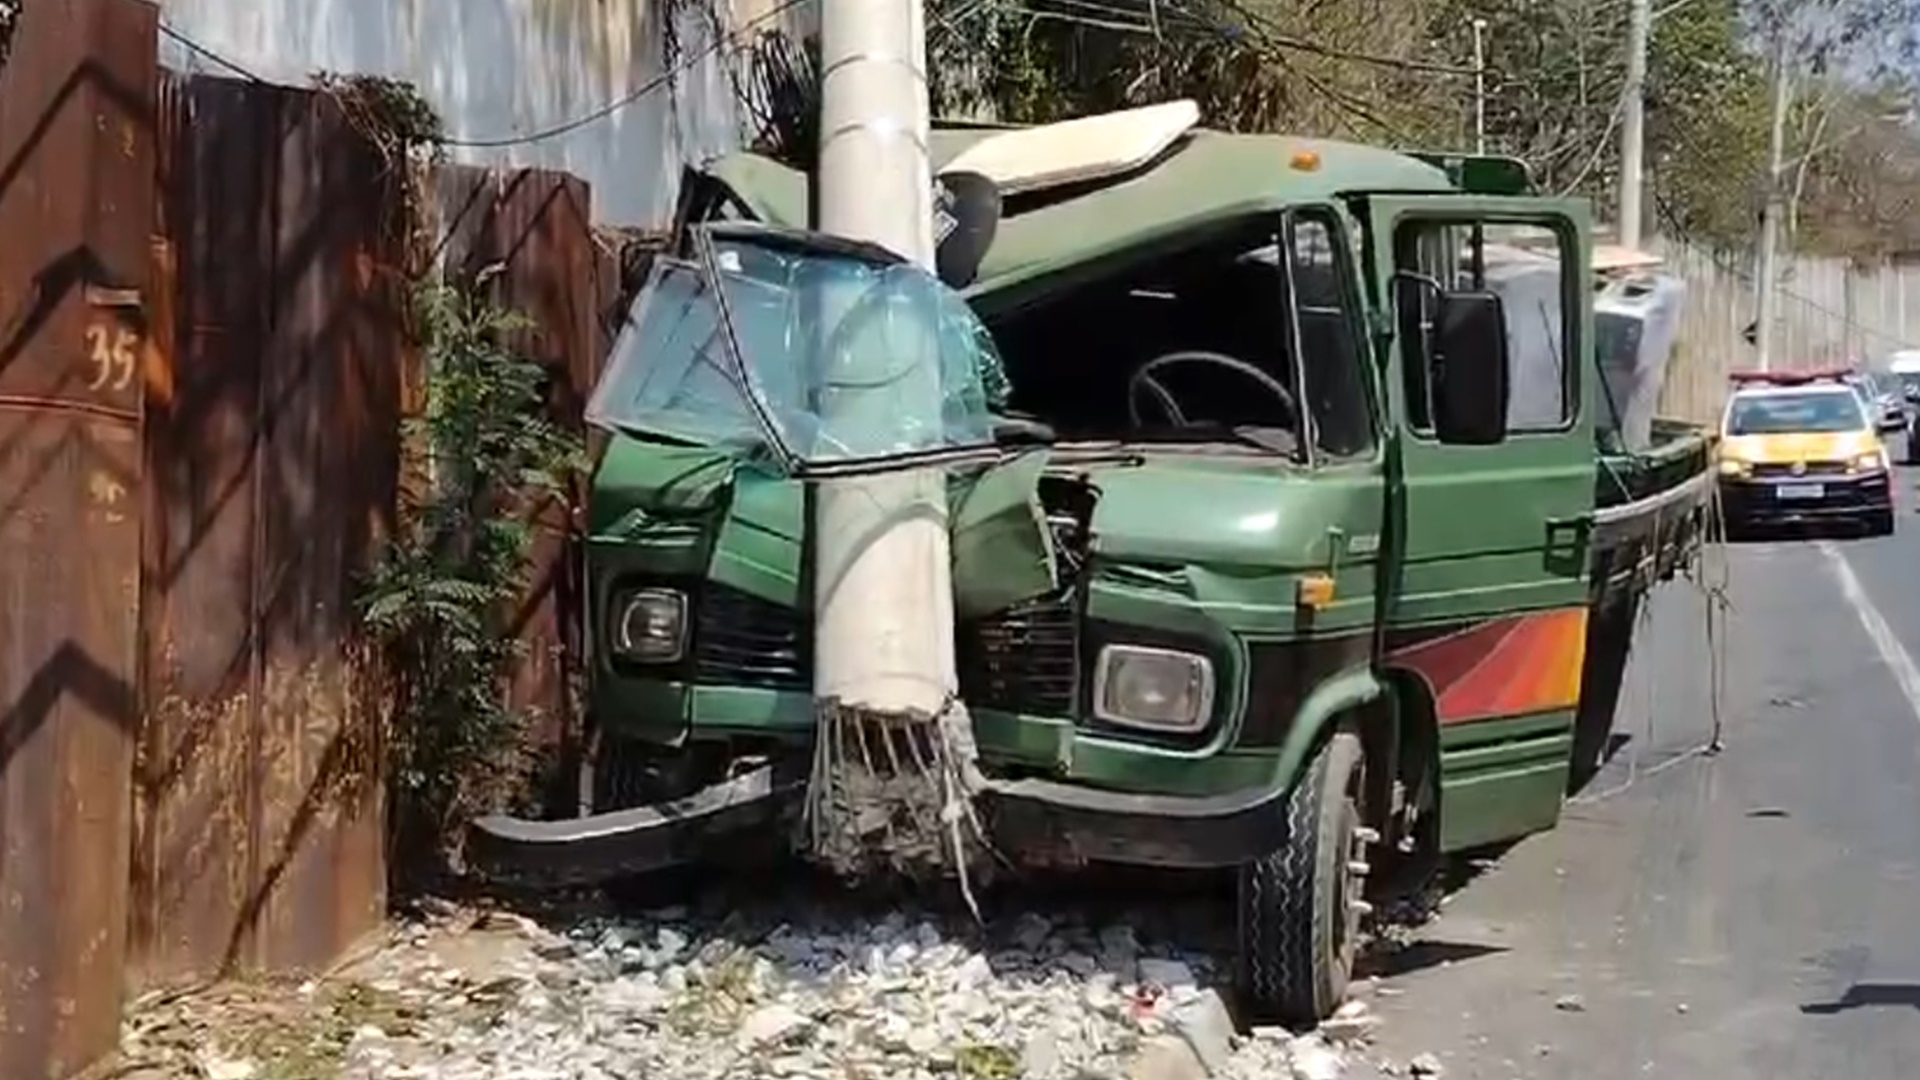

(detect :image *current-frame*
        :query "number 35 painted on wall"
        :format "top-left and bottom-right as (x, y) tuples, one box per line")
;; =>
(84, 322), (140, 393)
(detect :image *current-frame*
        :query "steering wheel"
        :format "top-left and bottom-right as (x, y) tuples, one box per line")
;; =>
(1126, 349), (1299, 430)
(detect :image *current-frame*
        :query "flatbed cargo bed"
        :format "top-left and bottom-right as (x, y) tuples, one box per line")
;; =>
(1593, 418), (1714, 586)
(1572, 416), (1715, 786)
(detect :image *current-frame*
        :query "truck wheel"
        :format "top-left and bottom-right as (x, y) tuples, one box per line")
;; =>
(1869, 509), (1896, 537)
(1236, 728), (1367, 1026)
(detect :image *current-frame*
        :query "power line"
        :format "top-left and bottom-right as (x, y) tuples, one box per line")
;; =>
(1557, 87), (1630, 194)
(1656, 192), (1915, 351)
(159, 22), (270, 84)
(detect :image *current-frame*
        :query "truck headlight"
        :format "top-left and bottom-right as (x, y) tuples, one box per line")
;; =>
(1092, 644), (1215, 732)
(1717, 459), (1751, 478)
(1851, 451), (1889, 474)
(610, 588), (688, 663)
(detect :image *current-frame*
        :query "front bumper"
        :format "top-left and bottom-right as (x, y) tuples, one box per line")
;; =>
(1720, 471), (1892, 526)
(468, 759), (1291, 885)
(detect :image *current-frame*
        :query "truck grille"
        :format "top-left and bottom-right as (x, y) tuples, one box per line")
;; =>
(958, 598), (1080, 715)
(1752, 461), (1849, 478)
(686, 586), (1081, 716)
(693, 583), (810, 690)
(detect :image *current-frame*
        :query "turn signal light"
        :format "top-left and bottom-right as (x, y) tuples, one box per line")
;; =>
(1297, 573), (1336, 610)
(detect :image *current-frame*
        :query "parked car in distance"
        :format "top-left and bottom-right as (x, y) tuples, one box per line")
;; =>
(1842, 369), (1905, 433)
(1888, 350), (1920, 462)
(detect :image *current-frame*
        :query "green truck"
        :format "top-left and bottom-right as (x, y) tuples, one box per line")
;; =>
(472, 123), (1713, 1024)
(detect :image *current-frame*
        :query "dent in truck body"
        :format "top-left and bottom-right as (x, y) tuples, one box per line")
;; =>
(568, 436), (1594, 834)
(586, 445), (1389, 798)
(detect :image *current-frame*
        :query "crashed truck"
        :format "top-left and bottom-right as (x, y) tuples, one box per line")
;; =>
(472, 105), (1712, 1025)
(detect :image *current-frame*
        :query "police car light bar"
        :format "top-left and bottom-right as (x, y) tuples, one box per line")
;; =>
(1726, 368), (1855, 387)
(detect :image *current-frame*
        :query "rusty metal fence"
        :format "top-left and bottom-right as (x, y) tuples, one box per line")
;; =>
(0, 0), (157, 1075)
(427, 166), (617, 818)
(1, 4), (622, 1076)
(132, 71), (401, 989)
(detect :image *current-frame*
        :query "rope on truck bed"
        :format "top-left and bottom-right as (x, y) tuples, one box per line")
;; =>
(1571, 479), (1731, 807)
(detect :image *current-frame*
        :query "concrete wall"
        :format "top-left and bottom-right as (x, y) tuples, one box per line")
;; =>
(1657, 239), (1920, 421)
(156, 0), (802, 227)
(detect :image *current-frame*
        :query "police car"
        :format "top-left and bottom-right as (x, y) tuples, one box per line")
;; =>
(1717, 370), (1895, 538)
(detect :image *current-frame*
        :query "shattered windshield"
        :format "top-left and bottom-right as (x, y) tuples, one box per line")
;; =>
(585, 229), (1009, 473)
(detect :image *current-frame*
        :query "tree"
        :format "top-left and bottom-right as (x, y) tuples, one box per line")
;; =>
(736, 0), (1920, 262)
(1745, 0), (1920, 257)
(1644, 0), (1772, 247)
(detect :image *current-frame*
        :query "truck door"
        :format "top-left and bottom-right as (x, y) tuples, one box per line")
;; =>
(1361, 195), (1597, 850)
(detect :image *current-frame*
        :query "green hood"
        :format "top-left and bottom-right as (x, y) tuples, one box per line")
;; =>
(591, 436), (1354, 617)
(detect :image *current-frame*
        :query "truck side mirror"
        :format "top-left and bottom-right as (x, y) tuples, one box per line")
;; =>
(1431, 290), (1511, 446)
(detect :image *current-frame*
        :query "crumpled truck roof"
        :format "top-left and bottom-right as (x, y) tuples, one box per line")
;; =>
(706, 127), (1455, 301)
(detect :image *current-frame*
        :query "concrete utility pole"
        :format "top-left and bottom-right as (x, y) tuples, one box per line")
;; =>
(1618, 0), (1650, 249)
(811, 0), (962, 857)
(1471, 17), (1489, 154)
(1755, 36), (1792, 372)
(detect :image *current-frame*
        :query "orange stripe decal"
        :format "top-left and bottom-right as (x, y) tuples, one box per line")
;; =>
(1391, 608), (1590, 725)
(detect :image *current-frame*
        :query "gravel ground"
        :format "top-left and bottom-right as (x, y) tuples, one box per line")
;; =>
(116, 876), (1418, 1080)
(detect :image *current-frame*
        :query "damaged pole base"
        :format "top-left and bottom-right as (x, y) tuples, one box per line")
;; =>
(800, 695), (998, 916)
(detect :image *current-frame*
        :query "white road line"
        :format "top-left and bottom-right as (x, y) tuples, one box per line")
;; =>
(1818, 539), (1920, 722)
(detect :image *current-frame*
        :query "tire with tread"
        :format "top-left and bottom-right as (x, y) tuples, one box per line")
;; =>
(1236, 728), (1366, 1027)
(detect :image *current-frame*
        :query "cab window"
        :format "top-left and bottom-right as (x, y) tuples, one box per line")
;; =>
(1287, 212), (1376, 459)
(1393, 219), (1578, 434)
(980, 213), (1376, 463)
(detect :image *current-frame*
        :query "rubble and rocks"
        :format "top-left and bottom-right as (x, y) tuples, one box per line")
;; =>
(1319, 1000), (1381, 1045)
(114, 883), (1434, 1080)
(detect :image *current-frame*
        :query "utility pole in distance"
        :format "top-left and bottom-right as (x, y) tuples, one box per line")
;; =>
(1471, 17), (1488, 154)
(1755, 35), (1792, 372)
(809, 0), (968, 873)
(1618, 0), (1649, 249)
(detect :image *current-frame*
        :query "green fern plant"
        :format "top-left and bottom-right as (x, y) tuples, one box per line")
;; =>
(362, 274), (584, 874)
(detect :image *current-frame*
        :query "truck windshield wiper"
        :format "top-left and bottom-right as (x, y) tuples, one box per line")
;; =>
(1225, 425), (1297, 456)
(993, 415), (1058, 445)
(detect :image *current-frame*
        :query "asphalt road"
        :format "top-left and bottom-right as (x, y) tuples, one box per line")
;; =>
(1365, 465), (1920, 1079)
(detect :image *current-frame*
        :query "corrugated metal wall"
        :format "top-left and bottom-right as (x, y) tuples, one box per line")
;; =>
(1, 1), (631, 1070)
(153, 0), (793, 229)
(131, 64), (627, 1035)
(428, 164), (622, 818)
(0, 2), (157, 1076)
(1656, 239), (1920, 421)
(132, 71), (400, 990)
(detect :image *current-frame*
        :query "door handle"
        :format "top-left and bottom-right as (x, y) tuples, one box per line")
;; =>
(1545, 513), (1594, 552)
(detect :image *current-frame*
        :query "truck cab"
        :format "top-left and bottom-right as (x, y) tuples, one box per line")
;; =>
(473, 120), (1708, 1025)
